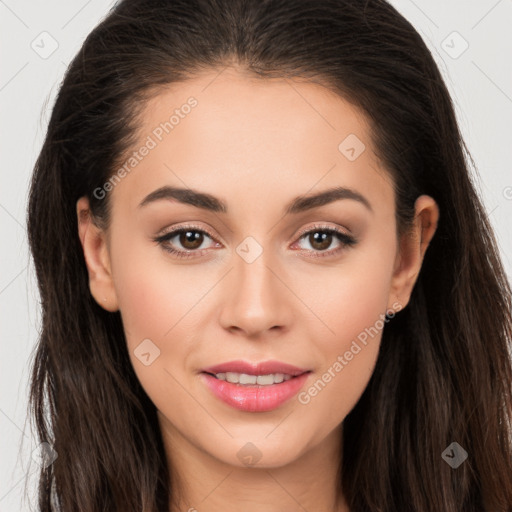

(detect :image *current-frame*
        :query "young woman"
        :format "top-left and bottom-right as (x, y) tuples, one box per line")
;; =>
(26, 0), (512, 510)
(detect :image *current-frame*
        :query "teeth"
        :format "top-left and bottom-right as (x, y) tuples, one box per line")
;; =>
(256, 374), (276, 385)
(214, 372), (293, 385)
(239, 373), (257, 385)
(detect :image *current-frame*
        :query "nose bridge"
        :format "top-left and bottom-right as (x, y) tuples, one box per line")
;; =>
(219, 236), (291, 335)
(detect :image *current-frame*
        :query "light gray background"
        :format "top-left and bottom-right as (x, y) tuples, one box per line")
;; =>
(1, 1), (511, 510)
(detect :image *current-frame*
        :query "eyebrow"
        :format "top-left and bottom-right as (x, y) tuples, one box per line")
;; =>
(138, 185), (373, 215)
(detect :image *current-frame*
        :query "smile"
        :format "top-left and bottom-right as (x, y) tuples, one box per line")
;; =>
(200, 359), (312, 412)
(207, 372), (294, 385)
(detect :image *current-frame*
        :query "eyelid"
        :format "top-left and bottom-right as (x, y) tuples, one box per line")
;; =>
(154, 221), (357, 258)
(156, 221), (353, 242)
(156, 222), (220, 243)
(293, 222), (353, 240)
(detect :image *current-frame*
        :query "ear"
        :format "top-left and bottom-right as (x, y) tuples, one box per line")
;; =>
(387, 195), (439, 311)
(76, 197), (119, 312)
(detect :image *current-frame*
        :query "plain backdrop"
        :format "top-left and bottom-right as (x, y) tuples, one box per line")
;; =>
(1, 0), (511, 510)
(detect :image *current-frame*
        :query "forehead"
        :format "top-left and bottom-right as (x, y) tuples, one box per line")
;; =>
(110, 67), (394, 218)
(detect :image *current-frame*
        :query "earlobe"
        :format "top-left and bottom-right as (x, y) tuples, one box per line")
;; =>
(76, 197), (119, 312)
(387, 195), (439, 311)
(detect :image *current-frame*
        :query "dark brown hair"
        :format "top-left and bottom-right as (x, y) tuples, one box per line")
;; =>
(26, 0), (512, 510)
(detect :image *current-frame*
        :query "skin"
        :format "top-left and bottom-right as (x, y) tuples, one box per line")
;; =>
(76, 66), (438, 512)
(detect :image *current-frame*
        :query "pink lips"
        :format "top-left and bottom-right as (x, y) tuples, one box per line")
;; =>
(200, 359), (311, 412)
(202, 359), (309, 376)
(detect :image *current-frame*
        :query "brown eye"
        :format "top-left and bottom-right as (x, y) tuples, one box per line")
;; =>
(153, 225), (219, 259)
(178, 230), (204, 250)
(308, 231), (334, 251)
(293, 225), (357, 258)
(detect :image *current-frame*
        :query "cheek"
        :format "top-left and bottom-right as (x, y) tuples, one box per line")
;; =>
(297, 236), (396, 422)
(310, 230), (396, 341)
(109, 241), (199, 412)
(109, 234), (217, 394)
(109, 230), (206, 342)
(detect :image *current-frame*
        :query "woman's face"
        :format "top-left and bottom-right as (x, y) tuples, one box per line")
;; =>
(78, 67), (436, 470)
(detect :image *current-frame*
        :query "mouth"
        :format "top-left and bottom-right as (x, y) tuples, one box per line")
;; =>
(199, 360), (312, 412)
(201, 371), (309, 386)
(201, 359), (311, 379)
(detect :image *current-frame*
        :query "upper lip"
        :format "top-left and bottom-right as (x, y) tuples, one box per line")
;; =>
(202, 360), (310, 377)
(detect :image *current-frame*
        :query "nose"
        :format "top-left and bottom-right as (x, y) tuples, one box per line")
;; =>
(218, 249), (293, 338)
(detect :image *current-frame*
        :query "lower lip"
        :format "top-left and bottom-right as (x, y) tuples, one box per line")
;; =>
(201, 372), (310, 412)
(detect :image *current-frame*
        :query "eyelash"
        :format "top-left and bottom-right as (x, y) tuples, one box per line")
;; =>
(153, 223), (357, 260)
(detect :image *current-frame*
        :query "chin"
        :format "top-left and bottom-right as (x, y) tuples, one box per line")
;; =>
(210, 436), (307, 469)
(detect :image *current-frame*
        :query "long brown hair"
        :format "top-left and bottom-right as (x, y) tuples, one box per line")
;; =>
(26, 0), (512, 510)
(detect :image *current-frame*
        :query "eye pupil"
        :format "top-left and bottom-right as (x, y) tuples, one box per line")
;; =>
(180, 230), (203, 249)
(310, 231), (332, 251)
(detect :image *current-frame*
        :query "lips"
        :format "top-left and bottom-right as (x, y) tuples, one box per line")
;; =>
(200, 360), (312, 412)
(201, 359), (310, 377)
